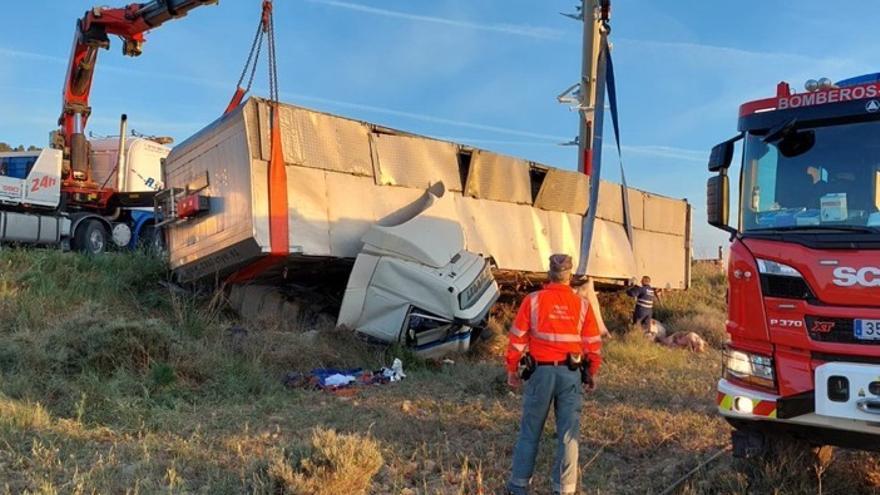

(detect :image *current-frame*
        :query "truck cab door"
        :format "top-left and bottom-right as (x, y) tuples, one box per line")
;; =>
(22, 149), (63, 208)
(0, 154), (30, 204)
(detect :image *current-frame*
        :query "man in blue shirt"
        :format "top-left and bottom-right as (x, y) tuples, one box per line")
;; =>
(627, 276), (660, 330)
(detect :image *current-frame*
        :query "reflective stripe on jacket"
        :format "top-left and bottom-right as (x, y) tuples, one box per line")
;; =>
(506, 283), (602, 375)
(628, 285), (655, 309)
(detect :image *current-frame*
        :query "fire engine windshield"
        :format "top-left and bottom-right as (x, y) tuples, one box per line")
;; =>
(741, 120), (880, 232)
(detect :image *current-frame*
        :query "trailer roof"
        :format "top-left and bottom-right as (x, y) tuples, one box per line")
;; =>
(193, 97), (690, 205)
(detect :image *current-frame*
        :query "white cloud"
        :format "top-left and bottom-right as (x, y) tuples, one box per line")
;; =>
(617, 144), (706, 163)
(0, 43), (563, 142)
(100, 65), (227, 89)
(0, 45), (228, 89)
(0, 47), (66, 64)
(0, 41), (708, 165)
(301, 0), (564, 40)
(283, 91), (571, 141)
(614, 38), (831, 65)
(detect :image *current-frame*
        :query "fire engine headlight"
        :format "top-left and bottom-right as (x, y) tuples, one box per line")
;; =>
(756, 258), (802, 277)
(723, 347), (776, 391)
(756, 258), (815, 300)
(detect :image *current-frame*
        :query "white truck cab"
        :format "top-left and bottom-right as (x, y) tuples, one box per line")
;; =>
(0, 149), (63, 209)
(338, 190), (500, 358)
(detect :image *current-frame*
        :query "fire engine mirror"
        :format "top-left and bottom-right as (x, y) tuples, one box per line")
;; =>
(708, 137), (738, 172)
(778, 130), (815, 158)
(706, 175), (730, 229)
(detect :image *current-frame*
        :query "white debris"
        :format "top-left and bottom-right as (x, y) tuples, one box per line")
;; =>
(324, 374), (356, 387)
(382, 358), (406, 382)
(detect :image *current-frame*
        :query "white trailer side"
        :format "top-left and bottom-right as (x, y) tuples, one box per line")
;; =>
(163, 98), (691, 289)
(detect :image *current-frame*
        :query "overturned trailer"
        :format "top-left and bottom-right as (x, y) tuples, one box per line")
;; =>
(159, 98), (691, 353)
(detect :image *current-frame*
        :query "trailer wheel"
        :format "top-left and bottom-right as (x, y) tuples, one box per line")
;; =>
(74, 219), (109, 255)
(138, 224), (166, 254)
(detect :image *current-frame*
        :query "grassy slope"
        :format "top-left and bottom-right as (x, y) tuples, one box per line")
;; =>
(0, 252), (878, 494)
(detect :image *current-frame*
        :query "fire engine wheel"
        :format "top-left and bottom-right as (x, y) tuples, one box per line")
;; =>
(73, 219), (110, 255)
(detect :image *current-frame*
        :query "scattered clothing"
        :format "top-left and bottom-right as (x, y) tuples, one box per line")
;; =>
(382, 358), (406, 382)
(283, 360), (406, 392)
(324, 373), (356, 388)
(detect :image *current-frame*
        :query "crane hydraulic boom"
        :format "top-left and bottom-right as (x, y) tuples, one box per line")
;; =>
(58, 0), (217, 189)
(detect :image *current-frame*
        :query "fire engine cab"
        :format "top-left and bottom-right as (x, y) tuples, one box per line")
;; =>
(707, 73), (880, 455)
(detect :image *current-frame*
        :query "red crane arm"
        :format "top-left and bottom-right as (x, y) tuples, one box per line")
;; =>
(60, 0), (217, 149)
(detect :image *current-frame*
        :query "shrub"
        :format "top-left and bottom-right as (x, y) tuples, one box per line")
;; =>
(261, 428), (384, 495)
(46, 317), (176, 376)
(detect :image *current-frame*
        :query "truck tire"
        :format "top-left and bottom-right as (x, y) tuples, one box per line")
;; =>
(138, 224), (166, 254)
(73, 219), (109, 255)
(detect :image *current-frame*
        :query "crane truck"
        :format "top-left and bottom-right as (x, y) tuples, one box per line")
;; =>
(708, 73), (880, 455)
(0, 1), (217, 254)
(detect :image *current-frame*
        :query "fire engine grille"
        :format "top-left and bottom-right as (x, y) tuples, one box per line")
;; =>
(806, 316), (880, 345)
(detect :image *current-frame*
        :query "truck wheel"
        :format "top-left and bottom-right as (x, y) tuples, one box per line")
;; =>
(138, 224), (166, 254)
(74, 219), (109, 255)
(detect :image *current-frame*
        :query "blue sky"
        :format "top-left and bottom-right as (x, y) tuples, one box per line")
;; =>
(1, 1), (878, 256)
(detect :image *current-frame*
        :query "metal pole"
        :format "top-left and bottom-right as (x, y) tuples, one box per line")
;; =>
(575, 0), (608, 275)
(577, 0), (602, 176)
(116, 114), (128, 191)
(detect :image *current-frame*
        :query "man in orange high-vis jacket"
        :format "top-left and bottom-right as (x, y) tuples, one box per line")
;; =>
(505, 254), (602, 495)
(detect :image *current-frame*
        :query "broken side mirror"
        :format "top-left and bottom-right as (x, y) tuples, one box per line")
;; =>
(708, 136), (742, 173)
(707, 174), (735, 235)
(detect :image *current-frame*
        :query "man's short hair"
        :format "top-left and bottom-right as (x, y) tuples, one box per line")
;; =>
(641, 275), (651, 285)
(549, 254), (573, 282)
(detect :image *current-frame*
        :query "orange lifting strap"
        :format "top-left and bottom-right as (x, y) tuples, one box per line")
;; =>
(226, 0), (289, 283)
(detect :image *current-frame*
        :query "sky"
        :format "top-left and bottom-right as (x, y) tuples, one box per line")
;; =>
(1, 0), (878, 257)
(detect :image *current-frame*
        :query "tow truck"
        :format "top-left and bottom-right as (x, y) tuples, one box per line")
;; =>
(0, 1), (217, 253)
(707, 73), (880, 454)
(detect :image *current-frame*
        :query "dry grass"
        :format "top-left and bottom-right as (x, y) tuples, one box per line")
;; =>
(1, 250), (879, 494)
(255, 427), (384, 495)
(598, 263), (729, 347)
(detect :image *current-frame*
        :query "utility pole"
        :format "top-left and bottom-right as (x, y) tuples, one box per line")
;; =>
(560, 0), (611, 275)
(576, 0), (605, 176)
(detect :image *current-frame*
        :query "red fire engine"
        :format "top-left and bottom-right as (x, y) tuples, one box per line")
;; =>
(708, 73), (880, 455)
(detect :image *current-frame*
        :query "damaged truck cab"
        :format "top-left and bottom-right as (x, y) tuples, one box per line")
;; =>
(707, 74), (880, 454)
(338, 188), (499, 358)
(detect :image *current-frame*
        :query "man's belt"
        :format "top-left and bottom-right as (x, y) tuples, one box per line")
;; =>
(536, 360), (569, 367)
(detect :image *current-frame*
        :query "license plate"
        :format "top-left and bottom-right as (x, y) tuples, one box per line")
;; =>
(854, 319), (880, 340)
